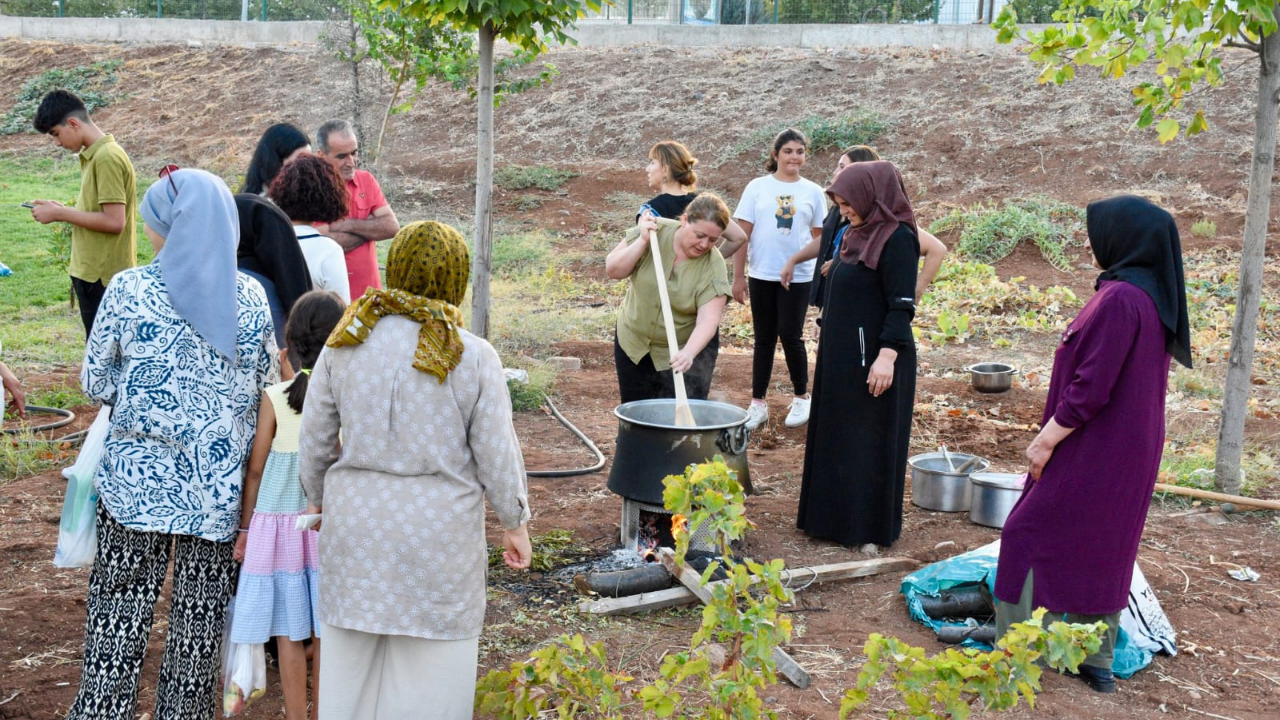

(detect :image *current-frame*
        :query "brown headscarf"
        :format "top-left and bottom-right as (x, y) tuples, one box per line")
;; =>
(327, 221), (470, 382)
(826, 160), (916, 270)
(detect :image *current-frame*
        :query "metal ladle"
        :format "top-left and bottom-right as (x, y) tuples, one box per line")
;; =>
(940, 444), (956, 472)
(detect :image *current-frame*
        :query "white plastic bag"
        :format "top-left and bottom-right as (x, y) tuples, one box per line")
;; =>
(221, 597), (267, 717)
(53, 406), (111, 568)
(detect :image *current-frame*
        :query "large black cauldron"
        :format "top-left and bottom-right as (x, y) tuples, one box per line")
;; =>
(607, 399), (752, 506)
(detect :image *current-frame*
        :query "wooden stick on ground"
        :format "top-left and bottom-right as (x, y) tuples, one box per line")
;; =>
(578, 556), (919, 617)
(1154, 482), (1280, 511)
(657, 547), (811, 689)
(644, 218), (696, 427)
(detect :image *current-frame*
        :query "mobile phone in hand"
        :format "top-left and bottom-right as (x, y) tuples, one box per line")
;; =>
(20, 202), (35, 209)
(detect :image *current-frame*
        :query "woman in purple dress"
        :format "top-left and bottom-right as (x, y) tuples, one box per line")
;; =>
(994, 195), (1192, 693)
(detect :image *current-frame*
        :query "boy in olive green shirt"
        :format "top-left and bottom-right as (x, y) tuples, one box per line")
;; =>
(30, 90), (137, 336)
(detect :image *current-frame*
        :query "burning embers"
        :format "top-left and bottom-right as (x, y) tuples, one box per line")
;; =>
(623, 498), (714, 562)
(637, 510), (686, 561)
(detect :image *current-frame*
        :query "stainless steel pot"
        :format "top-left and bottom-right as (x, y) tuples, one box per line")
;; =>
(606, 399), (752, 506)
(909, 452), (990, 512)
(968, 472), (1027, 528)
(964, 363), (1018, 393)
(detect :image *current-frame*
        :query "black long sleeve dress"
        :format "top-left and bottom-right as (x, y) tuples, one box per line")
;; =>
(797, 222), (919, 547)
(809, 205), (846, 309)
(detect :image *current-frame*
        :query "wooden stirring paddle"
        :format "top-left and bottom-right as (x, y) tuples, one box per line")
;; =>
(644, 215), (696, 427)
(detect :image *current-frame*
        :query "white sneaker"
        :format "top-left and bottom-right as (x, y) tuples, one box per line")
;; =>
(744, 402), (769, 430)
(784, 396), (811, 428)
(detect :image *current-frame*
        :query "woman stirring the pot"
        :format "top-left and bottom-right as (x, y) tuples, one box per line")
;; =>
(606, 193), (734, 403)
(994, 196), (1192, 694)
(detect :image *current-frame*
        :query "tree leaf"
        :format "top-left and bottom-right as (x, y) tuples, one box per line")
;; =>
(1187, 109), (1210, 136)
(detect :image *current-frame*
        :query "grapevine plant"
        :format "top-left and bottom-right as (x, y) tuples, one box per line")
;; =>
(474, 459), (1103, 719)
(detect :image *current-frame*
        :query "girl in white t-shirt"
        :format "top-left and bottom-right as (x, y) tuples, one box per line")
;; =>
(731, 129), (827, 430)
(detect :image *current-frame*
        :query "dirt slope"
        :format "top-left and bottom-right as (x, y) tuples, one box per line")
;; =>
(0, 37), (1267, 253)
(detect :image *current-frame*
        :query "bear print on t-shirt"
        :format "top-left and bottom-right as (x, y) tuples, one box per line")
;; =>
(775, 195), (796, 235)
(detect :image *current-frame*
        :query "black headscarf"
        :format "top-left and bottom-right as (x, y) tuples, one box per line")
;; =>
(234, 194), (313, 315)
(1086, 195), (1192, 369)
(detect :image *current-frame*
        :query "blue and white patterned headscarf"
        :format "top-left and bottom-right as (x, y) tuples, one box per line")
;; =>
(140, 169), (240, 360)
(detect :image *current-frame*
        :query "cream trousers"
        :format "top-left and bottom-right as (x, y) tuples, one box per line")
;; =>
(318, 623), (479, 720)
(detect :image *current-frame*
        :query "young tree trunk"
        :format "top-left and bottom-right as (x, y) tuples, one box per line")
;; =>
(373, 51), (411, 170)
(348, 11), (363, 141)
(1215, 18), (1280, 494)
(471, 21), (496, 339)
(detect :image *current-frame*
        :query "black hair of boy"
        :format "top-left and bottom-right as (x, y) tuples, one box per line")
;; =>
(33, 90), (89, 134)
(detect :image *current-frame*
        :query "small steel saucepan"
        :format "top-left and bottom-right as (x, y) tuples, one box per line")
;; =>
(964, 363), (1018, 393)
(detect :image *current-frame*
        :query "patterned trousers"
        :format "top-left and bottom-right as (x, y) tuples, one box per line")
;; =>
(67, 505), (237, 720)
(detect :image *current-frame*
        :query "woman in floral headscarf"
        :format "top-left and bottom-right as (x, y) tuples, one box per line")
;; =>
(794, 160), (919, 552)
(71, 168), (277, 720)
(298, 221), (532, 720)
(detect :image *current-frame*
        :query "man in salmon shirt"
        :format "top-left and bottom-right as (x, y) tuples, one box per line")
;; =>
(315, 120), (400, 300)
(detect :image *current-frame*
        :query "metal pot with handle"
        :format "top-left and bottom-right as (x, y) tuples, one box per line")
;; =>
(607, 399), (752, 506)
(909, 452), (989, 512)
(968, 472), (1027, 528)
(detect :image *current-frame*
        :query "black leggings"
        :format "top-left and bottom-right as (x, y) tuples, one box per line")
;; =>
(615, 331), (719, 404)
(749, 277), (811, 399)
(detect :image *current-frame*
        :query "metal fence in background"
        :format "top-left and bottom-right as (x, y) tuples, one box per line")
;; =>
(0, 0), (1060, 24)
(580, 0), (1042, 25)
(0, 0), (337, 20)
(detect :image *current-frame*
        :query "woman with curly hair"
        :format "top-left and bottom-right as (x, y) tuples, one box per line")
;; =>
(271, 154), (351, 304)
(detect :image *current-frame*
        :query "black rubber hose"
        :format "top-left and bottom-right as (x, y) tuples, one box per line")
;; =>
(526, 396), (606, 478)
(2, 405), (76, 434)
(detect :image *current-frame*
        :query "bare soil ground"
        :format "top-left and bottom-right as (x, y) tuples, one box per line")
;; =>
(2, 37), (1279, 720)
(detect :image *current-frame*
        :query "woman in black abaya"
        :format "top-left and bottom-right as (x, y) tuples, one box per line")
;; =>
(795, 161), (918, 550)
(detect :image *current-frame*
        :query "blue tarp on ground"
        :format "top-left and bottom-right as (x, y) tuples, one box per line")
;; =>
(900, 540), (1171, 679)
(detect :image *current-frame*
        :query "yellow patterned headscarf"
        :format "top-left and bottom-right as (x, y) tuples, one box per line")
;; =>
(327, 221), (470, 382)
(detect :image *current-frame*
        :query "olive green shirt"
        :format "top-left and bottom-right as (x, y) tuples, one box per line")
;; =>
(616, 219), (731, 371)
(70, 134), (137, 284)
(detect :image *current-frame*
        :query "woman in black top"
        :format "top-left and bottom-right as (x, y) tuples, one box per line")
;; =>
(642, 141), (700, 220)
(640, 141), (747, 252)
(795, 161), (919, 550)
(241, 123), (311, 196)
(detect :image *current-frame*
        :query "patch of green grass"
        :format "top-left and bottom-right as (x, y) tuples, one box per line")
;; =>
(1, 60), (125, 136)
(454, 225), (615, 359)
(928, 196), (1086, 273)
(0, 152), (155, 371)
(1158, 445), (1277, 498)
(916, 260), (1082, 342)
(722, 111), (888, 166)
(491, 231), (553, 277)
(1159, 445), (1217, 490)
(28, 384), (91, 410)
(494, 165), (578, 192)
(505, 360), (557, 413)
(1191, 219), (1217, 237)
(0, 434), (65, 485)
(514, 194), (543, 211)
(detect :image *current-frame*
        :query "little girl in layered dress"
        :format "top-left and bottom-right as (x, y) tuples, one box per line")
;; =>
(231, 290), (347, 720)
